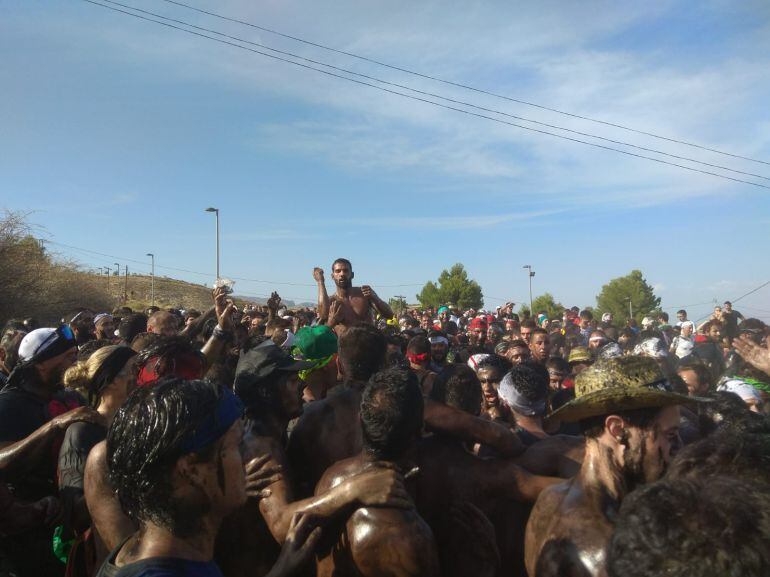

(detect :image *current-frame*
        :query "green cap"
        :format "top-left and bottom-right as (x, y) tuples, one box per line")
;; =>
(294, 325), (338, 360)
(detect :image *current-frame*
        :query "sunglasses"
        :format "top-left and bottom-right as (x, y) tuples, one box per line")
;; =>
(30, 325), (76, 360)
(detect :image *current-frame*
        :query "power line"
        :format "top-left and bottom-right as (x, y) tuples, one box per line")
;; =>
(79, 0), (770, 190)
(44, 239), (423, 288)
(157, 0), (770, 167)
(693, 280), (770, 323)
(94, 0), (770, 183)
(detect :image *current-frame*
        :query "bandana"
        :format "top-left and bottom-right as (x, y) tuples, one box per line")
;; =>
(17, 327), (77, 364)
(93, 313), (113, 326)
(498, 372), (547, 417)
(429, 336), (449, 346)
(467, 353), (491, 371)
(598, 342), (623, 359)
(469, 318), (488, 330)
(179, 387), (244, 454)
(89, 347), (136, 399)
(717, 378), (762, 404)
(137, 352), (205, 387)
(634, 338), (668, 359)
(407, 352), (430, 364)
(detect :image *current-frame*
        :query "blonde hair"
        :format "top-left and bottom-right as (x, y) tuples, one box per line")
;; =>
(64, 345), (123, 403)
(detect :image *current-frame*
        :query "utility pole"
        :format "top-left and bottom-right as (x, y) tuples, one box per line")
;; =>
(627, 297), (633, 321)
(523, 265), (535, 313)
(114, 262), (120, 276)
(205, 207), (220, 280)
(394, 294), (406, 316)
(124, 265), (129, 303)
(146, 253), (155, 306)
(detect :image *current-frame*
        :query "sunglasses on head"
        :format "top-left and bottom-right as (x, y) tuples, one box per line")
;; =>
(30, 325), (76, 361)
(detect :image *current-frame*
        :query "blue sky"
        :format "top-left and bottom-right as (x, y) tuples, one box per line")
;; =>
(2, 0), (769, 320)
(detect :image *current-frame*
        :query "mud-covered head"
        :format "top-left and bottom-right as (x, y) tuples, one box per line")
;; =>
(107, 378), (245, 536)
(361, 368), (424, 461)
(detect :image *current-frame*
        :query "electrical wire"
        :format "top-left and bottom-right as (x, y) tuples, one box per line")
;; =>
(79, 0), (770, 190)
(94, 0), (770, 183)
(43, 239), (423, 288)
(157, 0), (770, 166)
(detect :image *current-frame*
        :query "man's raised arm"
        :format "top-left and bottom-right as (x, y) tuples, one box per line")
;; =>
(362, 285), (394, 319)
(314, 268), (330, 322)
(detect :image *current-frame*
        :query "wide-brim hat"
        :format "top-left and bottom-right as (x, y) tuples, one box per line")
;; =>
(548, 355), (706, 423)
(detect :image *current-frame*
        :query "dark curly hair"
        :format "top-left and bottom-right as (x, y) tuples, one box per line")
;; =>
(607, 476), (770, 577)
(430, 364), (481, 416)
(361, 368), (423, 461)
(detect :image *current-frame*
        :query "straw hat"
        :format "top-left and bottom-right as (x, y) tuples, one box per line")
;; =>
(548, 356), (703, 423)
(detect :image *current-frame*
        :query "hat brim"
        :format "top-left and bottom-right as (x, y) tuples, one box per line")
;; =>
(547, 388), (708, 424)
(277, 359), (315, 372)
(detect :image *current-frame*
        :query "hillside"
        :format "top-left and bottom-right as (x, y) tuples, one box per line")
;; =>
(90, 273), (312, 312)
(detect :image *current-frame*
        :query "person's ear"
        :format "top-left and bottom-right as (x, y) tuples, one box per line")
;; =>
(350, 271), (355, 280)
(174, 453), (208, 491)
(605, 415), (627, 445)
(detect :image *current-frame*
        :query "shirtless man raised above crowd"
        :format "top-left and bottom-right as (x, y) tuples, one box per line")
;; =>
(525, 356), (695, 577)
(314, 259), (393, 335)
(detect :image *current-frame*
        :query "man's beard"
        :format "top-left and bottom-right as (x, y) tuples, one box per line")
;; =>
(335, 278), (352, 289)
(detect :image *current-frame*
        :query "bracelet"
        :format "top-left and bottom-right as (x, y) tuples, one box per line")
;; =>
(212, 326), (233, 340)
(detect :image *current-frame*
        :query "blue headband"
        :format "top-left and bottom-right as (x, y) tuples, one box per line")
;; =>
(179, 388), (244, 454)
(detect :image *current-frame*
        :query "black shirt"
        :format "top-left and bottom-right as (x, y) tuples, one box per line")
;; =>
(96, 541), (224, 577)
(0, 383), (85, 500)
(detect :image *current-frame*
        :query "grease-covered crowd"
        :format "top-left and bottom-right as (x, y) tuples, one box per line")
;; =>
(1, 258), (768, 577)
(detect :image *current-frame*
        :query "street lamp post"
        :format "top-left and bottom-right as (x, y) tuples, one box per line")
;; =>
(146, 253), (155, 306)
(205, 207), (220, 280)
(523, 265), (535, 313)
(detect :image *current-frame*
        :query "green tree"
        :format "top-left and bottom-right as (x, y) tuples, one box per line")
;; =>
(388, 296), (408, 317)
(417, 264), (483, 310)
(596, 270), (661, 324)
(528, 293), (565, 320)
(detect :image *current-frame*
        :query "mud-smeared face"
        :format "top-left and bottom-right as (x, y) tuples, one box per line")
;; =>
(622, 405), (681, 486)
(477, 367), (503, 407)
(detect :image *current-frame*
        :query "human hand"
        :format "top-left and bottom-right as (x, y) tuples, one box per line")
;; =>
(266, 512), (323, 577)
(327, 300), (344, 327)
(312, 267), (325, 283)
(245, 454), (284, 499)
(348, 463), (412, 509)
(215, 290), (235, 332)
(267, 292), (282, 312)
(361, 285), (374, 299)
(50, 406), (105, 432)
(733, 334), (770, 375)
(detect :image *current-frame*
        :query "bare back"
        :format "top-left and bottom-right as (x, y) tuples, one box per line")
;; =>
(315, 456), (439, 577)
(525, 477), (613, 577)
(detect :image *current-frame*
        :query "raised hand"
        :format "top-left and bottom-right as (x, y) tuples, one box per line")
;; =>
(733, 334), (770, 375)
(312, 267), (325, 283)
(267, 292), (282, 312)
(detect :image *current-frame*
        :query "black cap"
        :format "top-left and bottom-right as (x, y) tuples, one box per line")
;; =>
(235, 340), (313, 384)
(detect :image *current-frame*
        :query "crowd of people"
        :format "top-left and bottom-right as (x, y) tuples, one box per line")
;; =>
(0, 256), (768, 577)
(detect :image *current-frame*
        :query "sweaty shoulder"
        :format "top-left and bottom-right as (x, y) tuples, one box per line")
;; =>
(348, 508), (440, 577)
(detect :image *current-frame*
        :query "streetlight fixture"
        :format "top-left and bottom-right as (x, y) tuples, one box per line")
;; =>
(523, 265), (535, 313)
(205, 207), (220, 280)
(146, 253), (155, 306)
